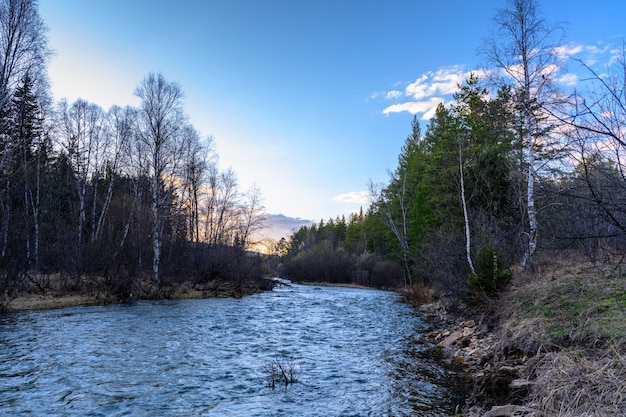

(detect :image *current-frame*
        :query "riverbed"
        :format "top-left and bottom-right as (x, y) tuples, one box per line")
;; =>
(0, 282), (464, 416)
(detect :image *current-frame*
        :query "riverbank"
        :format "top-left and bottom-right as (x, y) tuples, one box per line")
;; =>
(2, 276), (276, 313)
(416, 251), (626, 416)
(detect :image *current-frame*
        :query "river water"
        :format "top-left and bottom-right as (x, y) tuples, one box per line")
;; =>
(0, 283), (464, 416)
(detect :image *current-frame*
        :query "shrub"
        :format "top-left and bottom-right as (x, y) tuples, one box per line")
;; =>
(469, 246), (512, 296)
(401, 282), (432, 306)
(263, 358), (301, 388)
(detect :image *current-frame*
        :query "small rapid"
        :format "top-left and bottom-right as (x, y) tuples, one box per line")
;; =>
(0, 283), (463, 416)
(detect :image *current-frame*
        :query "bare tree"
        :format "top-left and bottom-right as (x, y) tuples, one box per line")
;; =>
(0, 0), (49, 268)
(368, 178), (412, 286)
(134, 72), (186, 283)
(55, 99), (107, 248)
(237, 184), (267, 250)
(458, 138), (475, 275)
(0, 0), (49, 118)
(203, 167), (240, 247)
(178, 126), (214, 243)
(93, 105), (134, 242)
(481, 0), (564, 269)
(558, 45), (626, 239)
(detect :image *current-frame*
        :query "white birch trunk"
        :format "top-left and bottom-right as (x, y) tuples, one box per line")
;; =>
(152, 172), (161, 284)
(459, 142), (475, 275)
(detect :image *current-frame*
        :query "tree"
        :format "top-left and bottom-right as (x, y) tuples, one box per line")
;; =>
(237, 184), (267, 250)
(481, 0), (564, 269)
(556, 45), (626, 241)
(369, 115), (423, 285)
(203, 167), (239, 247)
(55, 99), (106, 250)
(94, 105), (134, 242)
(9, 73), (43, 267)
(0, 0), (49, 120)
(134, 72), (186, 283)
(0, 0), (49, 277)
(178, 127), (214, 243)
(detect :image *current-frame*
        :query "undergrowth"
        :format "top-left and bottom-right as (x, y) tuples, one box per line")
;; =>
(465, 250), (626, 416)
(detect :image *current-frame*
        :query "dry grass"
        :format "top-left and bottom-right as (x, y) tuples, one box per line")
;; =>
(530, 345), (626, 416)
(498, 251), (626, 353)
(400, 282), (432, 306)
(463, 250), (626, 416)
(6, 294), (99, 312)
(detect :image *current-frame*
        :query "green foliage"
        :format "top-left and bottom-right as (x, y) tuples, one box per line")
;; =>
(468, 246), (512, 296)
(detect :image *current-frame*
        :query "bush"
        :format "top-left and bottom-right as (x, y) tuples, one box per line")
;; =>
(469, 246), (512, 296)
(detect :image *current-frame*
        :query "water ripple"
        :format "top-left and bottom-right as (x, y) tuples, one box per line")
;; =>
(0, 284), (463, 416)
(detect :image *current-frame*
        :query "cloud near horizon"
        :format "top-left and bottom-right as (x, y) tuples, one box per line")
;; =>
(333, 191), (371, 205)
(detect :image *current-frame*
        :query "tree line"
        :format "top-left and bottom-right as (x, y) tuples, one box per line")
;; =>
(0, 0), (269, 304)
(280, 0), (626, 296)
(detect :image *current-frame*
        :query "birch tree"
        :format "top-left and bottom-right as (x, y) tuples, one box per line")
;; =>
(557, 45), (626, 239)
(0, 0), (49, 269)
(178, 126), (214, 243)
(134, 72), (186, 283)
(369, 116), (422, 286)
(0, 0), (49, 120)
(55, 99), (106, 248)
(204, 167), (239, 247)
(237, 184), (267, 250)
(94, 105), (134, 242)
(481, 0), (563, 269)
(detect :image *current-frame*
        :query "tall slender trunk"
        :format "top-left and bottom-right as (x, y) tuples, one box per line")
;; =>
(1, 197), (9, 258)
(90, 173), (99, 242)
(152, 173), (161, 283)
(94, 174), (115, 242)
(459, 141), (475, 275)
(521, 77), (537, 270)
(32, 148), (40, 270)
(23, 183), (31, 265)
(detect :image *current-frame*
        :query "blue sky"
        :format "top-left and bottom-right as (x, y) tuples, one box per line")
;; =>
(39, 1), (625, 227)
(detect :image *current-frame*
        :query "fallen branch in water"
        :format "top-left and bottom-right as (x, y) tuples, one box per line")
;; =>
(262, 358), (301, 388)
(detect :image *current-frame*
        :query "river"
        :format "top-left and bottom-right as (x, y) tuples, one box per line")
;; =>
(0, 282), (464, 416)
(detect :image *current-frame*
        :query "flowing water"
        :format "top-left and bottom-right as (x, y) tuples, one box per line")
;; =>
(0, 283), (464, 416)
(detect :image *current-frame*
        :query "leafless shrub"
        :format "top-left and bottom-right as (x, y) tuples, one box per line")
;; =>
(262, 358), (301, 388)
(401, 282), (432, 306)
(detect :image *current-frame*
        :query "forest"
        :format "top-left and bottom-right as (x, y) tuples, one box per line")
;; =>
(0, 0), (271, 307)
(279, 8), (626, 298)
(2, 0), (626, 309)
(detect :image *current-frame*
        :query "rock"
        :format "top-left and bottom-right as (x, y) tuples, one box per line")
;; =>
(509, 378), (534, 389)
(437, 330), (463, 348)
(463, 326), (474, 337)
(484, 404), (536, 416)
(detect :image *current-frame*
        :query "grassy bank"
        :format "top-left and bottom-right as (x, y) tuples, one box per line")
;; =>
(1, 274), (275, 313)
(416, 251), (626, 416)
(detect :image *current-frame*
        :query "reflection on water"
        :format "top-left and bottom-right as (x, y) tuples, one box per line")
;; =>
(0, 283), (464, 416)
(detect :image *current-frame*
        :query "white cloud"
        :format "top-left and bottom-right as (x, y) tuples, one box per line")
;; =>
(405, 66), (471, 100)
(333, 191), (371, 205)
(382, 97), (449, 120)
(386, 90), (402, 99)
(375, 66), (473, 118)
(554, 44), (584, 59)
(558, 73), (579, 86)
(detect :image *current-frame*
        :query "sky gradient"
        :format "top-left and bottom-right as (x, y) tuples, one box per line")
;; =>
(39, 1), (625, 227)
